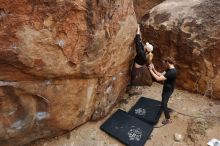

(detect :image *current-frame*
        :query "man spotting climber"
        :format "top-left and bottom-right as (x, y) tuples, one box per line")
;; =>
(131, 24), (153, 86)
(149, 57), (177, 124)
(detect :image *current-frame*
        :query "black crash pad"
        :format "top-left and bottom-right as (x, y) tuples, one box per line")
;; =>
(128, 97), (162, 124)
(100, 109), (153, 146)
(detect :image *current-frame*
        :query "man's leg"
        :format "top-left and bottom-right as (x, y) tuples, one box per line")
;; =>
(161, 90), (173, 124)
(161, 91), (171, 119)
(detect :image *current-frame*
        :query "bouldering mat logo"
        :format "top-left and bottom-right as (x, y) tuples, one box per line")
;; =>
(128, 126), (142, 141)
(135, 108), (146, 116)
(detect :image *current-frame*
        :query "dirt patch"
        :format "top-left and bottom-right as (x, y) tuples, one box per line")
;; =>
(29, 83), (220, 146)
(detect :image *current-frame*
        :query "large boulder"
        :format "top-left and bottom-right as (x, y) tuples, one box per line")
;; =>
(0, 0), (137, 145)
(141, 0), (220, 98)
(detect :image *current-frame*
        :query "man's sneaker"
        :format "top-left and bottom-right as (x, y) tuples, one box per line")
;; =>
(162, 119), (172, 125)
(168, 108), (174, 113)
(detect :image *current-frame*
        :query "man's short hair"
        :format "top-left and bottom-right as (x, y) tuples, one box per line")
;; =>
(163, 57), (175, 64)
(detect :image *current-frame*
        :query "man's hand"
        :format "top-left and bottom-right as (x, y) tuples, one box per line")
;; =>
(149, 64), (167, 81)
(149, 63), (154, 70)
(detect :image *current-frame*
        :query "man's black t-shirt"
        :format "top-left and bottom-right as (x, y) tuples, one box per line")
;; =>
(163, 68), (177, 92)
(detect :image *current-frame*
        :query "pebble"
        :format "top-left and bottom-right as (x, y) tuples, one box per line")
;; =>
(174, 133), (183, 142)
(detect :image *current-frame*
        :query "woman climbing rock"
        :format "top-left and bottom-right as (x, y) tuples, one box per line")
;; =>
(131, 24), (153, 86)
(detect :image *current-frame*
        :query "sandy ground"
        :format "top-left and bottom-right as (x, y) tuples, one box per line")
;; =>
(30, 83), (220, 146)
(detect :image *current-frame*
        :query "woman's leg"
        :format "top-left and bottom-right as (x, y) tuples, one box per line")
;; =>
(131, 65), (143, 86)
(142, 66), (152, 86)
(131, 65), (137, 85)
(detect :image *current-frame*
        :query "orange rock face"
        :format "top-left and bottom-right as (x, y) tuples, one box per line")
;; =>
(141, 0), (220, 98)
(0, 0), (137, 145)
